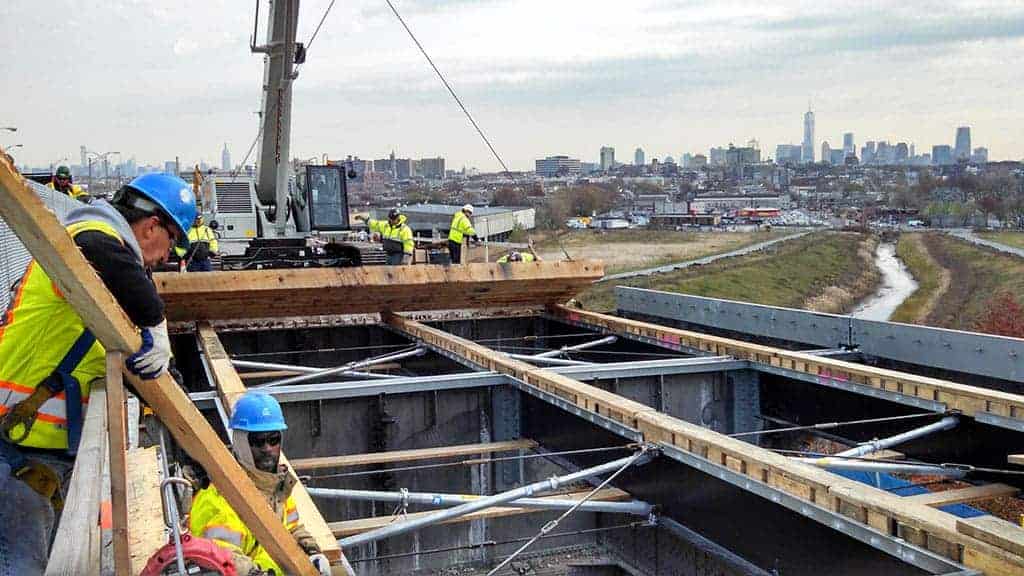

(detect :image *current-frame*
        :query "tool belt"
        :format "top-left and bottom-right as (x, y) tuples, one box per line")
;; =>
(382, 237), (405, 255)
(0, 440), (64, 511)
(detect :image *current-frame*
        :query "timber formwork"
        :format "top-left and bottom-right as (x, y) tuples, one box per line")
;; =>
(4, 158), (1024, 575)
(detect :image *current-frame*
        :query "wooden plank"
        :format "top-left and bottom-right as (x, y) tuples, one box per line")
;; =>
(154, 261), (604, 321)
(958, 516), (1024, 558)
(549, 304), (1024, 422)
(196, 323), (342, 562)
(239, 370), (302, 380)
(291, 439), (539, 471)
(46, 383), (107, 576)
(863, 449), (905, 461)
(906, 484), (1019, 508)
(105, 353), (131, 574)
(328, 489), (629, 537)
(127, 447), (166, 576)
(1009, 454), (1024, 466)
(0, 157), (317, 576)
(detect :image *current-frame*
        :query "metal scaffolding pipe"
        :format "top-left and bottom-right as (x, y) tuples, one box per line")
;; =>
(798, 458), (967, 478)
(836, 416), (959, 458)
(308, 487), (653, 516)
(533, 335), (618, 358)
(260, 347), (426, 388)
(232, 359), (398, 380)
(506, 353), (591, 366)
(338, 449), (653, 548)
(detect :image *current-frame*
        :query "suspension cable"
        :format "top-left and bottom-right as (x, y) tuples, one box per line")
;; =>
(730, 412), (944, 438)
(383, 0), (512, 176)
(486, 447), (649, 575)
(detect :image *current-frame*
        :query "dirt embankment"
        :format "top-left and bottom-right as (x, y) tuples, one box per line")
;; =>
(803, 235), (880, 314)
(890, 234), (951, 324)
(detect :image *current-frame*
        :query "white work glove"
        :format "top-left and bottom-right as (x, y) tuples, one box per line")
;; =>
(309, 553), (331, 576)
(127, 319), (171, 379)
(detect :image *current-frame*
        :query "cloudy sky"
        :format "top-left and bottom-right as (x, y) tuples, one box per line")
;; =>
(2, 0), (1022, 171)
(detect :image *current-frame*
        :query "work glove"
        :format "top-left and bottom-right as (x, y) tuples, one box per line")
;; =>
(309, 553), (331, 576)
(127, 320), (171, 379)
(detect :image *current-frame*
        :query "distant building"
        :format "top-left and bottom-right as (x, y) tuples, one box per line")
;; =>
(972, 147), (988, 164)
(80, 146), (88, 171)
(862, 141), (876, 164)
(955, 126), (972, 161)
(895, 143), (909, 163)
(535, 155), (581, 177)
(418, 157), (446, 180)
(843, 133), (855, 157)
(600, 146), (615, 171)
(395, 158), (414, 180)
(830, 149), (846, 165)
(726, 146), (760, 166)
(821, 141), (832, 165)
(689, 193), (784, 213)
(932, 145), (954, 166)
(775, 144), (802, 165)
(709, 147), (727, 166)
(681, 153), (693, 168)
(691, 154), (708, 167)
(634, 147), (645, 167)
(581, 162), (600, 174)
(802, 108), (815, 163)
(164, 161), (177, 174)
(221, 143), (231, 171)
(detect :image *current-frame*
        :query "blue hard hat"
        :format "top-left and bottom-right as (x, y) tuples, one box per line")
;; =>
(124, 173), (197, 249)
(229, 392), (288, 432)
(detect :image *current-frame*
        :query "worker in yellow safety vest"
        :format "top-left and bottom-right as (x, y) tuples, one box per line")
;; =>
(447, 204), (479, 264)
(356, 208), (414, 265)
(190, 392), (353, 576)
(175, 214), (220, 272)
(0, 172), (196, 574)
(47, 165), (89, 202)
(497, 250), (539, 263)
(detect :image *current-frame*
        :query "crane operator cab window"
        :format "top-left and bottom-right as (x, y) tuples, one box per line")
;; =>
(305, 164), (349, 231)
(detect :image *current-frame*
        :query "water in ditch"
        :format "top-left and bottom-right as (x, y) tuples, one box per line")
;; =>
(850, 242), (918, 321)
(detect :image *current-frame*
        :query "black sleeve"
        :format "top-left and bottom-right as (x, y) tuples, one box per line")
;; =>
(74, 230), (165, 327)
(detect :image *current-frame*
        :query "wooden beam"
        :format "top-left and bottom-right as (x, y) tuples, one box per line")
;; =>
(1009, 454), (1024, 466)
(958, 516), (1024, 558)
(386, 311), (1024, 573)
(154, 261), (603, 322)
(291, 439), (539, 471)
(126, 447), (166, 575)
(46, 383), (107, 576)
(905, 484), (1020, 507)
(196, 323), (342, 562)
(549, 304), (1024, 424)
(105, 352), (132, 574)
(239, 370), (303, 380)
(329, 489), (629, 537)
(0, 157), (317, 576)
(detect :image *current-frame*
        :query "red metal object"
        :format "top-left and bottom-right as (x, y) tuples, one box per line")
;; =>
(139, 533), (238, 576)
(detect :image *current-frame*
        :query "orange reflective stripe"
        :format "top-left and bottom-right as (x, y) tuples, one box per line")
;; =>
(0, 380), (82, 402)
(201, 525), (245, 549)
(0, 262), (35, 341)
(0, 404), (68, 426)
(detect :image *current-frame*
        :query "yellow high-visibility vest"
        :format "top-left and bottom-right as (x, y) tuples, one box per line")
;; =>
(448, 211), (476, 244)
(0, 221), (120, 449)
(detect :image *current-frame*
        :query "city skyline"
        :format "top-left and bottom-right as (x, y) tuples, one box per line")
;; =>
(3, 1), (1023, 170)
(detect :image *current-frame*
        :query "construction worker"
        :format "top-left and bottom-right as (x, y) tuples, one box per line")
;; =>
(497, 250), (539, 263)
(190, 391), (347, 576)
(447, 204), (479, 264)
(356, 208), (413, 265)
(175, 214), (220, 272)
(0, 172), (196, 575)
(47, 165), (88, 202)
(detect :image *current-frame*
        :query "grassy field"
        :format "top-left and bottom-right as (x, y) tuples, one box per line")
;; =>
(890, 234), (949, 324)
(976, 231), (1024, 250)
(531, 229), (789, 275)
(906, 234), (1024, 331)
(577, 232), (877, 313)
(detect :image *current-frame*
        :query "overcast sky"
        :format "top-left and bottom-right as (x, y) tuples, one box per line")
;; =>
(2, 0), (1022, 171)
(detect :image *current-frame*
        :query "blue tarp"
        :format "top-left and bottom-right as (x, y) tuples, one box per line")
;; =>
(834, 469), (986, 518)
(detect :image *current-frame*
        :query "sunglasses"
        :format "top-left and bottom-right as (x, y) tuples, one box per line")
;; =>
(248, 432), (282, 448)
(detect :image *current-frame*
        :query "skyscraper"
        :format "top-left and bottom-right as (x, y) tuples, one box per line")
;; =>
(221, 143), (231, 171)
(80, 145), (88, 170)
(955, 127), (971, 160)
(802, 108), (815, 163)
(821, 142), (831, 165)
(634, 147), (645, 167)
(843, 133), (854, 157)
(600, 146), (615, 171)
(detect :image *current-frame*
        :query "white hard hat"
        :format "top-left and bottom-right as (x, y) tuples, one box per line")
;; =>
(462, 204), (474, 213)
